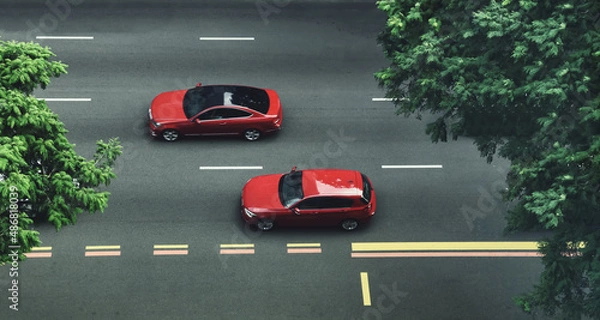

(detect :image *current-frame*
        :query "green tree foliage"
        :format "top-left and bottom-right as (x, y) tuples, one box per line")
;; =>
(0, 41), (68, 95)
(0, 41), (122, 264)
(376, 0), (600, 318)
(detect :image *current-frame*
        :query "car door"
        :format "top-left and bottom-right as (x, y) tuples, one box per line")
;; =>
(286, 197), (325, 227)
(318, 197), (355, 226)
(217, 108), (253, 134)
(194, 107), (252, 135)
(192, 108), (229, 135)
(289, 197), (354, 227)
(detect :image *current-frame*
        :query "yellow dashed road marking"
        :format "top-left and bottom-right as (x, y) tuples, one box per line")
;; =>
(360, 272), (371, 306)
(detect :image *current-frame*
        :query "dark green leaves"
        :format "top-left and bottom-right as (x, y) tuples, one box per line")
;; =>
(376, 0), (600, 317)
(0, 41), (122, 265)
(0, 41), (67, 94)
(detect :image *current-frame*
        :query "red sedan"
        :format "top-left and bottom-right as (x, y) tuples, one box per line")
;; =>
(241, 167), (376, 231)
(149, 84), (282, 141)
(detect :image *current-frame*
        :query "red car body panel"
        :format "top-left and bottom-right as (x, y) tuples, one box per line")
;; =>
(241, 174), (286, 211)
(241, 169), (376, 230)
(265, 89), (282, 122)
(302, 169), (362, 198)
(150, 90), (187, 121)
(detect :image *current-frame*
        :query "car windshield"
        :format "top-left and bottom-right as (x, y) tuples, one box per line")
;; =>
(183, 87), (219, 118)
(183, 86), (270, 118)
(279, 170), (304, 208)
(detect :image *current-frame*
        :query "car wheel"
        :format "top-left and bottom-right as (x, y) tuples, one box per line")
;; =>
(257, 219), (274, 231)
(341, 219), (359, 231)
(161, 129), (180, 142)
(244, 129), (261, 141)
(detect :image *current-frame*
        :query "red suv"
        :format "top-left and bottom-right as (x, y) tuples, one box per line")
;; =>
(241, 167), (376, 231)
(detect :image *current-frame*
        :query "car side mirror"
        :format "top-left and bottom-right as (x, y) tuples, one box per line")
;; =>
(196, 82), (202, 87)
(194, 118), (201, 124)
(293, 208), (301, 216)
(291, 166), (297, 172)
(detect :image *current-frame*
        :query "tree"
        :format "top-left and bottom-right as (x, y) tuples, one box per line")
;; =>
(375, 0), (600, 318)
(0, 41), (122, 264)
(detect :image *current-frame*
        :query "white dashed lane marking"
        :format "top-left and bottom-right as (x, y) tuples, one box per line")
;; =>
(37, 98), (92, 102)
(199, 37), (254, 41)
(199, 166), (263, 170)
(381, 165), (443, 169)
(36, 36), (94, 40)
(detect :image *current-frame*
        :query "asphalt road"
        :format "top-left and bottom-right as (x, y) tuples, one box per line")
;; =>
(1, 1), (548, 319)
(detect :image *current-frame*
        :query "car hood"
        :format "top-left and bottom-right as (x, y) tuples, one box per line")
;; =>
(150, 90), (187, 121)
(242, 174), (285, 210)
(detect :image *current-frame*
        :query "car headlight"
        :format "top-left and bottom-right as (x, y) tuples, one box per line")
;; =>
(152, 120), (162, 127)
(244, 208), (256, 218)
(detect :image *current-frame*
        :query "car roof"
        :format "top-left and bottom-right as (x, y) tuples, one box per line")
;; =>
(191, 85), (270, 114)
(301, 169), (363, 198)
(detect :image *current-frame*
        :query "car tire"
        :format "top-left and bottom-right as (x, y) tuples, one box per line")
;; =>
(341, 219), (359, 231)
(257, 219), (274, 231)
(161, 129), (180, 142)
(244, 129), (261, 141)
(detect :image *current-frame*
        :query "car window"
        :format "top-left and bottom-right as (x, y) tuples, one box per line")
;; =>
(197, 109), (216, 120)
(279, 171), (303, 207)
(219, 108), (251, 118)
(296, 197), (353, 210)
(184, 86), (270, 118)
(327, 197), (354, 208)
(197, 108), (251, 120)
(296, 197), (323, 210)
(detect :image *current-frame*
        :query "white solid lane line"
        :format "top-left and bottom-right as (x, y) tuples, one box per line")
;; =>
(36, 36), (94, 40)
(381, 165), (443, 169)
(37, 98), (92, 102)
(199, 37), (255, 41)
(199, 166), (263, 170)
